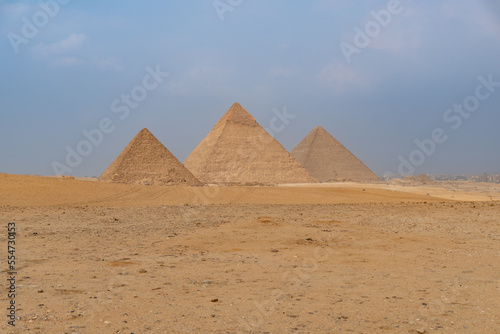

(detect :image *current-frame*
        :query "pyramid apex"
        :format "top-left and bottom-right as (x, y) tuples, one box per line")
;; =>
(215, 102), (257, 128)
(312, 126), (328, 132)
(133, 128), (158, 141)
(138, 128), (152, 134)
(307, 126), (331, 141)
(227, 102), (248, 115)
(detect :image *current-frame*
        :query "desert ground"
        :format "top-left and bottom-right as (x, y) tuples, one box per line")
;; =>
(1, 173), (499, 333)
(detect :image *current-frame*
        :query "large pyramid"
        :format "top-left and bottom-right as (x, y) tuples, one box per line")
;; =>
(99, 128), (202, 186)
(291, 126), (378, 182)
(184, 102), (318, 185)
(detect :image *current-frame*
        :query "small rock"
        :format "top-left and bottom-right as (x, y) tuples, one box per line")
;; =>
(270, 249), (279, 253)
(211, 299), (219, 303)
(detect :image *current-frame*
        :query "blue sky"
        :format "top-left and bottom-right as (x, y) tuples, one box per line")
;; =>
(1, 0), (499, 177)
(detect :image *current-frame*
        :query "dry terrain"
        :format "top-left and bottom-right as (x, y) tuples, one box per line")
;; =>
(1, 173), (499, 333)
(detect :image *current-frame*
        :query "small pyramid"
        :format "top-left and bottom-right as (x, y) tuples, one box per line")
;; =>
(99, 128), (202, 186)
(404, 174), (433, 184)
(184, 103), (318, 185)
(291, 126), (378, 182)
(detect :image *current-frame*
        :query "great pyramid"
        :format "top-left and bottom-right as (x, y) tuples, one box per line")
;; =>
(291, 126), (378, 182)
(99, 128), (202, 186)
(184, 102), (318, 185)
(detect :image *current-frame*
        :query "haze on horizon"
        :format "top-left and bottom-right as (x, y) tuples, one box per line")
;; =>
(1, 0), (499, 177)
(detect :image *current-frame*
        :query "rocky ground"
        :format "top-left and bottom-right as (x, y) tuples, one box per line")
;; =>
(1, 198), (499, 333)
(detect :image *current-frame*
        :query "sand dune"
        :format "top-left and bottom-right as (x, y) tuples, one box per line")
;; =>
(0, 173), (455, 207)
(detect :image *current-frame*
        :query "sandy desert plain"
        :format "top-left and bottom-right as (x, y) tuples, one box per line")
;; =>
(1, 173), (500, 334)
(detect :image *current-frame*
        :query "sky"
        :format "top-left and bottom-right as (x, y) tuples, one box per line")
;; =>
(0, 0), (499, 177)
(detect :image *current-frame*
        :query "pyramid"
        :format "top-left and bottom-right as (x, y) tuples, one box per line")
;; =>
(291, 126), (378, 182)
(404, 174), (433, 184)
(99, 128), (202, 186)
(184, 103), (318, 185)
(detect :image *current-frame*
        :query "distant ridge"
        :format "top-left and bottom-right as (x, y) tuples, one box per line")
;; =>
(291, 126), (378, 182)
(99, 128), (201, 186)
(404, 174), (433, 184)
(184, 102), (318, 185)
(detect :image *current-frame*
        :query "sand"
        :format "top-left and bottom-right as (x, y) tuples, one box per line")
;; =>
(1, 173), (499, 333)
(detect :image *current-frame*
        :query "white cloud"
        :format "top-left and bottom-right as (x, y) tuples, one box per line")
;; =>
(52, 57), (80, 67)
(443, 1), (500, 39)
(339, 4), (424, 55)
(369, 8), (424, 52)
(31, 34), (122, 71)
(33, 33), (87, 57)
(93, 56), (123, 72)
(2, 3), (32, 17)
(316, 61), (371, 95)
(313, 0), (352, 13)
(1, 2), (33, 33)
(166, 65), (238, 97)
(269, 66), (296, 78)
